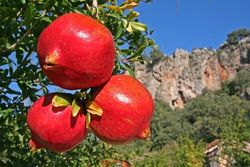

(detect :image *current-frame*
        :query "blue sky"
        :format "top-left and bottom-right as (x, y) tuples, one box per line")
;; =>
(136, 0), (250, 55)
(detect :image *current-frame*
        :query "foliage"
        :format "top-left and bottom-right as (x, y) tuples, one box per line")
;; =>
(0, 0), (153, 166)
(181, 91), (250, 143)
(149, 91), (250, 149)
(0, 107), (132, 167)
(132, 136), (205, 167)
(132, 147), (170, 167)
(143, 70), (250, 166)
(149, 101), (185, 151)
(222, 68), (250, 96)
(219, 68), (250, 166)
(220, 108), (250, 166)
(173, 136), (205, 167)
(226, 28), (250, 44)
(143, 46), (166, 65)
(1, 1), (250, 165)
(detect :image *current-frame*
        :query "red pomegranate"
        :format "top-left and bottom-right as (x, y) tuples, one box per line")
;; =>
(89, 75), (154, 144)
(37, 13), (115, 89)
(27, 93), (87, 152)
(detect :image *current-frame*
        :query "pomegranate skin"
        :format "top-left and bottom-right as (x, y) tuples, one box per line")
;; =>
(37, 13), (115, 89)
(27, 93), (87, 152)
(90, 75), (154, 144)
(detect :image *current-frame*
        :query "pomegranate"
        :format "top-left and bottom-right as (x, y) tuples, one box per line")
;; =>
(27, 93), (87, 152)
(89, 75), (154, 144)
(37, 13), (115, 89)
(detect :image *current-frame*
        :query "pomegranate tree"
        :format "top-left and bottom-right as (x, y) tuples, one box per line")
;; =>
(27, 11), (154, 153)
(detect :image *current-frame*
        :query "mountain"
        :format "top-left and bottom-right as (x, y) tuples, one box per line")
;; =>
(135, 36), (250, 108)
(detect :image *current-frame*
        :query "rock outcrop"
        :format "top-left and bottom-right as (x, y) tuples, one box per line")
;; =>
(135, 37), (250, 108)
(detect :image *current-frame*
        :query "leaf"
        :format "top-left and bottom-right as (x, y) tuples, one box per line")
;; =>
(107, 1), (137, 12)
(23, 3), (35, 28)
(86, 112), (91, 129)
(124, 63), (135, 77)
(107, 13), (120, 19)
(42, 86), (48, 94)
(120, 2), (138, 10)
(127, 11), (140, 20)
(115, 24), (123, 40)
(86, 101), (103, 116)
(130, 21), (147, 32)
(133, 44), (146, 57)
(107, 6), (122, 12)
(42, 16), (52, 23)
(20, 0), (26, 4)
(126, 23), (133, 33)
(72, 99), (81, 117)
(0, 109), (13, 118)
(52, 94), (71, 107)
(0, 7), (16, 21)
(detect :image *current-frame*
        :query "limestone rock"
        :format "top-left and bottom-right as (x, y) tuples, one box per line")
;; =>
(135, 37), (250, 108)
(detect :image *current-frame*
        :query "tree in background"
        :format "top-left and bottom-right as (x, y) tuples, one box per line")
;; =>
(143, 45), (166, 65)
(0, 0), (153, 166)
(222, 68), (250, 96)
(226, 28), (250, 44)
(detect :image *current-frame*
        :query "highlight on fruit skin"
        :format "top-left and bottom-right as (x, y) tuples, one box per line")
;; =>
(37, 12), (115, 90)
(27, 93), (88, 153)
(89, 74), (154, 144)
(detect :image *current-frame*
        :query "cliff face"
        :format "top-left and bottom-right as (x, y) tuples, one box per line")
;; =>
(135, 37), (250, 108)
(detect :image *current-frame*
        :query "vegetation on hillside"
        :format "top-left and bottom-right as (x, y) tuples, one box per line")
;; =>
(226, 28), (250, 44)
(131, 66), (250, 166)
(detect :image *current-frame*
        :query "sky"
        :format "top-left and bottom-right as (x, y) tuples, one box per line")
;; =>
(136, 0), (250, 55)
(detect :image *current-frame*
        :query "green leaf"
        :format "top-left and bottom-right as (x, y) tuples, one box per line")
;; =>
(23, 3), (35, 28)
(115, 24), (123, 40)
(126, 23), (133, 33)
(130, 21), (147, 32)
(107, 13), (121, 19)
(20, 0), (26, 4)
(0, 109), (13, 118)
(132, 44), (147, 58)
(52, 94), (72, 107)
(124, 63), (135, 77)
(72, 99), (81, 117)
(107, 6), (123, 12)
(127, 11), (139, 20)
(42, 17), (52, 23)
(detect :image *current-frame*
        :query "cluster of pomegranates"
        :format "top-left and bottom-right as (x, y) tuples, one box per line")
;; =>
(27, 13), (154, 153)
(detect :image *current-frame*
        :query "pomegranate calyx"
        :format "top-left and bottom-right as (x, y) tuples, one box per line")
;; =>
(72, 98), (81, 117)
(86, 112), (91, 129)
(43, 51), (59, 70)
(52, 93), (73, 107)
(137, 126), (151, 140)
(28, 138), (41, 151)
(86, 101), (103, 116)
(75, 91), (87, 100)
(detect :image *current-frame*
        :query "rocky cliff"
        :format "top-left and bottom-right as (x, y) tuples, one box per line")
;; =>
(135, 36), (250, 108)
